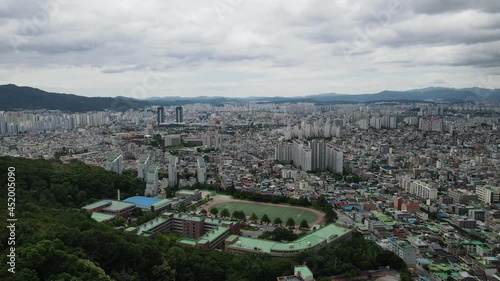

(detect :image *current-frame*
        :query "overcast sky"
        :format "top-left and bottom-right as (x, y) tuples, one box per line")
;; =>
(1, 0), (500, 98)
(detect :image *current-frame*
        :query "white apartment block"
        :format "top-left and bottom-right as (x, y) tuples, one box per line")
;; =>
(476, 186), (500, 204)
(105, 154), (123, 174)
(197, 157), (207, 184)
(410, 180), (438, 200)
(168, 156), (178, 188)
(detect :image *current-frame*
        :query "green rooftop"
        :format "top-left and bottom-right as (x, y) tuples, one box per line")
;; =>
(91, 212), (115, 222)
(295, 265), (313, 278)
(200, 226), (230, 243)
(151, 199), (172, 208)
(227, 224), (352, 254)
(82, 200), (111, 210)
(176, 189), (198, 195)
(136, 217), (169, 235)
(102, 200), (135, 211)
(177, 238), (197, 246)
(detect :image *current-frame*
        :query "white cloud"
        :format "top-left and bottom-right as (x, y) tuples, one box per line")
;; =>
(0, 0), (499, 97)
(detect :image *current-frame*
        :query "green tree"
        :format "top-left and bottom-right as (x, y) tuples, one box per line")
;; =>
(232, 211), (239, 219)
(151, 260), (176, 281)
(221, 208), (230, 218)
(258, 228), (299, 242)
(325, 207), (338, 224)
(200, 209), (208, 216)
(400, 269), (412, 281)
(250, 212), (258, 222)
(300, 219), (309, 229)
(238, 211), (246, 221)
(273, 217), (283, 225)
(210, 207), (219, 217)
(261, 214), (271, 224)
(286, 217), (295, 228)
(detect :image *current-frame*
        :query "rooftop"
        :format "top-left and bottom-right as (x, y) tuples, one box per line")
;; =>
(91, 212), (115, 222)
(102, 200), (135, 211)
(124, 196), (162, 207)
(277, 277), (303, 281)
(83, 199), (135, 212)
(136, 217), (169, 235)
(295, 265), (313, 278)
(227, 224), (352, 254)
(176, 189), (199, 195)
(82, 200), (110, 210)
(200, 226), (230, 243)
(151, 199), (173, 208)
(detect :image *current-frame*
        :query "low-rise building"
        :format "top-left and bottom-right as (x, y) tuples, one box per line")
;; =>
(225, 223), (353, 257)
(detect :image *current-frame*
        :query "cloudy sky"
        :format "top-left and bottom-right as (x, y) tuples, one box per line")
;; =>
(1, 0), (500, 98)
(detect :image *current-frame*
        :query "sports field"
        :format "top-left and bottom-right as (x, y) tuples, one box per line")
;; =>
(210, 201), (318, 224)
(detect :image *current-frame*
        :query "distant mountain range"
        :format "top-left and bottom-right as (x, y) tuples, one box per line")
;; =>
(0, 84), (499, 112)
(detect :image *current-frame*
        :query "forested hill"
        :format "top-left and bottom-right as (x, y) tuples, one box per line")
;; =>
(0, 157), (407, 281)
(0, 84), (147, 112)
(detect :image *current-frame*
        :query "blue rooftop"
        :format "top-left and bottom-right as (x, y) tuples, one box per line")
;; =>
(124, 196), (162, 207)
(437, 212), (449, 218)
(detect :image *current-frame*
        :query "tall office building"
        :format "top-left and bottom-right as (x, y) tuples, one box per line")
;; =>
(175, 106), (183, 123)
(168, 156), (178, 188)
(157, 107), (165, 125)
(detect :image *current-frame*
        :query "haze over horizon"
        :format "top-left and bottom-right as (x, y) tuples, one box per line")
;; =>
(1, 0), (500, 98)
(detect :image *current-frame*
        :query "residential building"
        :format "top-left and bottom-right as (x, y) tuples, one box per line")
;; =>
(168, 156), (178, 188)
(145, 164), (159, 196)
(137, 154), (150, 179)
(387, 237), (417, 266)
(476, 185), (500, 205)
(105, 154), (123, 174)
(410, 180), (438, 200)
(197, 157), (207, 184)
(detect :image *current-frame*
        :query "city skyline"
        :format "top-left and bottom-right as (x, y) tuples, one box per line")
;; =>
(1, 1), (500, 98)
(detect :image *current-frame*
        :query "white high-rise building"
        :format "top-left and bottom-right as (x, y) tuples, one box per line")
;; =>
(168, 156), (178, 188)
(145, 164), (159, 196)
(326, 144), (343, 174)
(197, 157), (207, 184)
(275, 140), (342, 173)
(359, 119), (369, 130)
(137, 155), (150, 179)
(311, 140), (327, 172)
(105, 154), (123, 174)
(370, 117), (381, 129)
